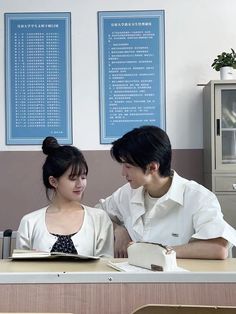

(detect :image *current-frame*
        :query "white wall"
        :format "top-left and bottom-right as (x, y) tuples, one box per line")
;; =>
(0, 0), (235, 150)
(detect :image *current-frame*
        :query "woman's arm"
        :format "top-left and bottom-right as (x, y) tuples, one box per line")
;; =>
(16, 218), (31, 250)
(95, 213), (115, 257)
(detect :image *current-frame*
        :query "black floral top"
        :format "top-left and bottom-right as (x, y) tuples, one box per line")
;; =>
(50, 233), (78, 254)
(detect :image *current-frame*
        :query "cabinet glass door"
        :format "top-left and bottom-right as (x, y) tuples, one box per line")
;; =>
(215, 85), (236, 170)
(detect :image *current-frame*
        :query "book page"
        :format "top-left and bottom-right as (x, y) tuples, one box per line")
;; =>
(11, 249), (99, 260)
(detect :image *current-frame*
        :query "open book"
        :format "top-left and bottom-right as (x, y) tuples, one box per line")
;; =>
(11, 249), (100, 260)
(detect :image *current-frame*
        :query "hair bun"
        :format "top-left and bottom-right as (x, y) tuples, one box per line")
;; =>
(42, 136), (60, 155)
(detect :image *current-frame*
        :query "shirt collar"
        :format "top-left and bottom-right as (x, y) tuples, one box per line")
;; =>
(130, 186), (145, 205)
(130, 170), (186, 206)
(129, 187), (146, 229)
(164, 170), (186, 205)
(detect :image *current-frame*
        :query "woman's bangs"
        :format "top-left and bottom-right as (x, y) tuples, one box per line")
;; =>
(69, 161), (87, 179)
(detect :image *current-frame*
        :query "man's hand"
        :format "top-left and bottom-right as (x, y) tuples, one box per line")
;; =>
(113, 223), (132, 258)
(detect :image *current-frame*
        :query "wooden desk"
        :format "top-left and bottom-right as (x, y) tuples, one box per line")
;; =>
(0, 258), (236, 313)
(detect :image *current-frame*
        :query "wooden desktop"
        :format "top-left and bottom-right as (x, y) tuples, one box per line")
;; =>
(0, 258), (235, 314)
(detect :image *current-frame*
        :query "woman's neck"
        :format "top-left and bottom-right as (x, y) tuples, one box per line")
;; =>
(48, 200), (83, 213)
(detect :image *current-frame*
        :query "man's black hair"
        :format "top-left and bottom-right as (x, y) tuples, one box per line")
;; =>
(111, 125), (172, 177)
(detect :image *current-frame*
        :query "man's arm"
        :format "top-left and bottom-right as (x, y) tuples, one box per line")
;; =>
(173, 237), (229, 260)
(113, 223), (131, 258)
(112, 225), (229, 259)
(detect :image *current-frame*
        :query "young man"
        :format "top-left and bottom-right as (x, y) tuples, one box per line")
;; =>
(96, 125), (236, 259)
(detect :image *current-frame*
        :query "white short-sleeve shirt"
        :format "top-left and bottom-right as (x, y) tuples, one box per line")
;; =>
(96, 171), (236, 246)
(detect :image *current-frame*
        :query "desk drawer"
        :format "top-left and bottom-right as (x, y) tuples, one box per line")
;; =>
(215, 176), (236, 192)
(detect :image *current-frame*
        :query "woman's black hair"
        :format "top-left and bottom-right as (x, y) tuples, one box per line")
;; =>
(111, 125), (172, 177)
(42, 136), (88, 200)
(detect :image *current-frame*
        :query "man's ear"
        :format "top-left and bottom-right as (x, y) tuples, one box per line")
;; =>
(49, 176), (58, 188)
(148, 162), (160, 173)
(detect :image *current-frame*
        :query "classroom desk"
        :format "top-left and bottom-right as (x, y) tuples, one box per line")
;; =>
(0, 258), (236, 314)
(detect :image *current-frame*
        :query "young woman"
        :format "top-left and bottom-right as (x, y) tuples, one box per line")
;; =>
(16, 137), (113, 257)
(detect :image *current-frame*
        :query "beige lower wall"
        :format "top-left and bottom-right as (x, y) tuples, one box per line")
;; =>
(0, 149), (203, 230)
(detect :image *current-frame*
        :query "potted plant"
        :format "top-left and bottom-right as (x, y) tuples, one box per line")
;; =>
(211, 48), (236, 79)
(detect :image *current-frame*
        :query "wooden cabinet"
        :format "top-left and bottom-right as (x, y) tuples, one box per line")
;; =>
(203, 80), (236, 230)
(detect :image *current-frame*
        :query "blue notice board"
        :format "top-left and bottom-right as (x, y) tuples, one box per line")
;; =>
(5, 12), (72, 145)
(98, 10), (165, 144)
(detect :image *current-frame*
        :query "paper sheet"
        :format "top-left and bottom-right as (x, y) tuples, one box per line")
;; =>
(107, 261), (188, 272)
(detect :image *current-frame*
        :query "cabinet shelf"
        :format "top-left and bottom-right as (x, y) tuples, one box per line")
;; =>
(222, 128), (236, 131)
(223, 159), (236, 164)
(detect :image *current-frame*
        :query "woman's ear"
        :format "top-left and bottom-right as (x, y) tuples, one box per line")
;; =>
(49, 176), (58, 188)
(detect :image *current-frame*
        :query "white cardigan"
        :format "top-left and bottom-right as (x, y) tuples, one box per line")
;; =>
(16, 206), (114, 257)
